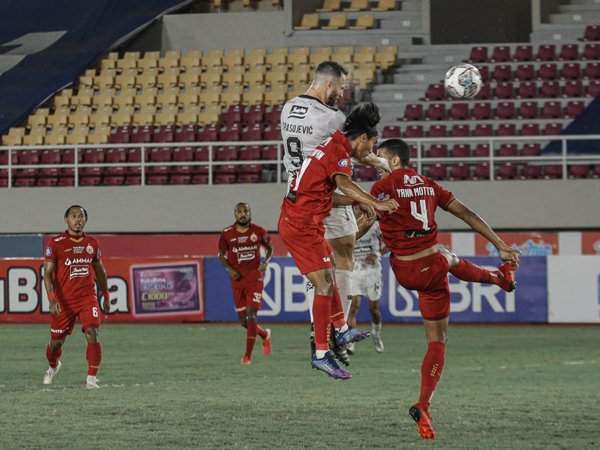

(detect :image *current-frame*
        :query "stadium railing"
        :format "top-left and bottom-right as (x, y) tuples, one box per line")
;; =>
(0, 134), (599, 187)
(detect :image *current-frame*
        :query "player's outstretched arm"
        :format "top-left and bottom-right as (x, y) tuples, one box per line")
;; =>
(446, 199), (520, 261)
(334, 174), (399, 213)
(43, 260), (60, 317)
(92, 261), (111, 313)
(259, 241), (274, 272)
(354, 152), (391, 174)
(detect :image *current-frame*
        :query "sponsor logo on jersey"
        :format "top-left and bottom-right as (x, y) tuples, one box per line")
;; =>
(69, 265), (90, 280)
(237, 251), (256, 264)
(250, 233), (258, 242)
(377, 193), (390, 201)
(73, 246), (85, 254)
(65, 257), (93, 266)
(338, 159), (349, 168)
(238, 236), (248, 243)
(230, 238), (237, 242)
(45, 247), (52, 256)
(50, 328), (66, 334)
(404, 174), (425, 186)
(323, 256), (331, 263)
(86, 244), (94, 254)
(287, 105), (309, 120)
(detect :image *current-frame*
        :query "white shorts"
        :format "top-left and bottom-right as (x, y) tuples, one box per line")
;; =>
(324, 206), (358, 240)
(351, 268), (383, 301)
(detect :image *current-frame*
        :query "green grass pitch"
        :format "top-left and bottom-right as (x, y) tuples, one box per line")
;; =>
(0, 323), (598, 449)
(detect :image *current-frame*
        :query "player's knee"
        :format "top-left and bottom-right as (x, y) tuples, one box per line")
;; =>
(238, 314), (247, 328)
(246, 308), (257, 321)
(85, 327), (99, 342)
(49, 339), (64, 351)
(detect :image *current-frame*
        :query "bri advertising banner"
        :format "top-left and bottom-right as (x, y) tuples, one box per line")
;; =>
(0, 257), (204, 323)
(0, 0), (191, 134)
(203, 256), (548, 323)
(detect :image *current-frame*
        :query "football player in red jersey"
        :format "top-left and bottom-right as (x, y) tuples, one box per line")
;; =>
(218, 202), (274, 365)
(42, 205), (110, 389)
(371, 139), (520, 440)
(278, 103), (399, 380)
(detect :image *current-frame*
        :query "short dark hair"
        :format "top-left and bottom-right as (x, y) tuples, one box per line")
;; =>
(315, 61), (348, 79)
(64, 205), (88, 219)
(378, 138), (411, 166)
(343, 103), (381, 140)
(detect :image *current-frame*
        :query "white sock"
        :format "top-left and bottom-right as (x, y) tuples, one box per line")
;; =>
(372, 322), (382, 335)
(315, 349), (327, 359)
(335, 269), (354, 319)
(87, 375), (97, 383)
(306, 277), (315, 323)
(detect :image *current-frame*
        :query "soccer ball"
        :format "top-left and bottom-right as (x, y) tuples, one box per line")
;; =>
(444, 64), (482, 99)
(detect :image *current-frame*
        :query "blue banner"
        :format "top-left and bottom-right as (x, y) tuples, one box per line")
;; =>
(0, 0), (191, 135)
(204, 256), (548, 323)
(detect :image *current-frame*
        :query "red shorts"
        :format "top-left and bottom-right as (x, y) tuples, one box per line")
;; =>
(390, 252), (451, 321)
(232, 281), (264, 312)
(50, 295), (101, 340)
(278, 214), (333, 275)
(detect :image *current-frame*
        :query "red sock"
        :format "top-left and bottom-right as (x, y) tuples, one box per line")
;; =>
(313, 294), (332, 351)
(245, 319), (258, 358)
(46, 344), (62, 369)
(330, 287), (345, 329)
(418, 342), (446, 409)
(450, 259), (493, 283)
(257, 325), (268, 339)
(86, 342), (102, 376)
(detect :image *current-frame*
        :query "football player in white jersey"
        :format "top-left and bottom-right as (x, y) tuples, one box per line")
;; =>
(280, 61), (389, 364)
(347, 216), (388, 354)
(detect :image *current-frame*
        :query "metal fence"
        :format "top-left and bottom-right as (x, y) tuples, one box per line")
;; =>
(1, 134), (599, 187)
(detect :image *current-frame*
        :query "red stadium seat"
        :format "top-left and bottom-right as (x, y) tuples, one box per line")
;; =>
(17, 150), (40, 165)
(239, 145), (262, 161)
(240, 123), (264, 141)
(424, 84), (445, 101)
(540, 81), (560, 98)
(264, 105), (283, 126)
(0, 151), (7, 166)
(498, 144), (517, 157)
(220, 123), (241, 141)
(469, 46), (489, 63)
(517, 81), (537, 98)
(426, 164), (447, 180)
(521, 164), (543, 179)
(104, 166), (126, 177)
(561, 63), (580, 80)
(260, 145), (279, 160)
(40, 149), (61, 165)
(477, 65), (489, 82)
(543, 123), (562, 135)
(221, 105), (243, 126)
(152, 125), (175, 143)
(494, 82), (514, 99)
(522, 143), (541, 156)
(496, 162), (517, 180)
(146, 165), (169, 176)
(593, 165), (600, 178)
(382, 125), (401, 138)
(126, 148), (141, 163)
(191, 174), (209, 184)
(563, 80), (583, 97)
(473, 102), (492, 120)
(79, 176), (101, 186)
(473, 124), (493, 137)
(448, 163), (470, 180)
(492, 65), (512, 82)
(515, 64), (535, 81)
(426, 103), (446, 120)
(103, 176), (125, 186)
(175, 124), (198, 142)
(473, 162), (490, 180)
(105, 148), (127, 163)
(404, 125), (424, 138)
(541, 101), (562, 119)
(491, 46), (511, 62)
(124, 174), (141, 185)
(583, 43), (600, 60)
(148, 147), (171, 162)
(355, 165), (377, 181)
(197, 124), (219, 141)
(568, 164), (590, 179)
(172, 146), (194, 162)
(544, 165), (563, 179)
(195, 146), (209, 161)
(584, 62), (600, 79)
(514, 45), (533, 62)
(404, 104), (424, 121)
(215, 146), (238, 161)
(474, 144), (490, 157)
(427, 124), (447, 137)
(559, 44), (579, 61)
(263, 123), (282, 140)
(214, 174), (237, 184)
(565, 100), (585, 118)
(518, 101), (538, 119)
(537, 44), (556, 61)
(539, 63), (558, 80)
(130, 125), (152, 143)
(146, 175), (169, 185)
(496, 101), (516, 119)
(36, 177), (58, 187)
(520, 123), (540, 136)
(449, 103), (469, 120)
(582, 25), (600, 42)
(243, 105), (266, 126)
(450, 144), (470, 158)
(237, 174), (261, 183)
(170, 175), (192, 185)
(450, 124), (470, 137)
(81, 148), (105, 164)
(474, 82), (491, 99)
(497, 123), (516, 136)
(428, 144), (448, 158)
(586, 80), (600, 96)
(109, 126), (131, 144)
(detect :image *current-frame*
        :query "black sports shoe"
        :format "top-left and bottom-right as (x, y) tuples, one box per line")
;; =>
(329, 327), (350, 366)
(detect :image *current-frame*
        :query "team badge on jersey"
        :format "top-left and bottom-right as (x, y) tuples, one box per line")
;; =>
(250, 233), (258, 242)
(338, 159), (349, 168)
(45, 247), (52, 256)
(377, 193), (390, 201)
(86, 244), (94, 254)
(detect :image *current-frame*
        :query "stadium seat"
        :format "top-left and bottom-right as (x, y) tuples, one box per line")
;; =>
(583, 43), (600, 60)
(539, 63), (558, 80)
(515, 64), (535, 81)
(404, 104), (423, 121)
(537, 44), (556, 61)
(522, 143), (541, 156)
(221, 105), (243, 126)
(355, 165), (377, 181)
(172, 147), (194, 162)
(521, 164), (543, 179)
(544, 123), (562, 135)
(448, 163), (470, 180)
(586, 80), (600, 96)
(518, 81), (538, 98)
(474, 83), (491, 99)
(240, 123), (264, 141)
(197, 124), (219, 141)
(520, 123), (540, 136)
(474, 144), (490, 157)
(473, 102), (492, 120)
(345, 0), (368, 11)
(195, 147), (210, 161)
(563, 80), (583, 97)
(559, 44), (579, 61)
(473, 162), (491, 180)
(541, 101), (562, 119)
(449, 103), (469, 120)
(175, 124), (198, 142)
(426, 103), (446, 120)
(569, 164), (590, 179)
(130, 126), (152, 143)
(426, 164), (447, 180)
(424, 84), (445, 100)
(264, 105), (283, 126)
(473, 124), (493, 137)
(561, 63), (580, 80)
(427, 124), (447, 137)
(215, 146), (238, 161)
(584, 62), (600, 79)
(404, 125), (424, 138)
(495, 82), (514, 99)
(148, 147), (171, 162)
(477, 65), (489, 82)
(153, 125), (175, 143)
(450, 144), (470, 158)
(322, 14), (348, 30)
(263, 123), (282, 140)
(450, 124), (470, 137)
(593, 165), (600, 178)
(519, 101), (538, 119)
(373, 0), (396, 11)
(497, 101), (516, 119)
(214, 174), (237, 184)
(243, 105), (265, 126)
(540, 81), (559, 98)
(428, 144), (448, 158)
(350, 14), (375, 30)
(496, 162), (517, 180)
(317, 0), (341, 13)
(514, 45), (533, 62)
(468, 46), (489, 63)
(493, 65), (512, 82)
(581, 25), (600, 42)
(491, 46), (511, 62)
(544, 165), (563, 179)
(382, 125), (401, 138)
(565, 100), (585, 118)
(81, 149), (105, 164)
(497, 123), (516, 136)
(498, 144), (517, 157)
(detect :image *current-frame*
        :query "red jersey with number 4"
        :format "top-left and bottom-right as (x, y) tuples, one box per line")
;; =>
(45, 231), (102, 302)
(218, 224), (270, 287)
(370, 168), (455, 256)
(280, 130), (353, 225)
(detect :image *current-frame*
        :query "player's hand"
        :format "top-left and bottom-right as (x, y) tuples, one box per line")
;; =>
(497, 243), (521, 262)
(358, 203), (376, 220)
(48, 292), (60, 317)
(228, 269), (241, 280)
(374, 198), (399, 213)
(101, 290), (111, 314)
(258, 263), (268, 272)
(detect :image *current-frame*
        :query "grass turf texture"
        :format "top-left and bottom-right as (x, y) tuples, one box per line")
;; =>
(0, 324), (598, 449)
